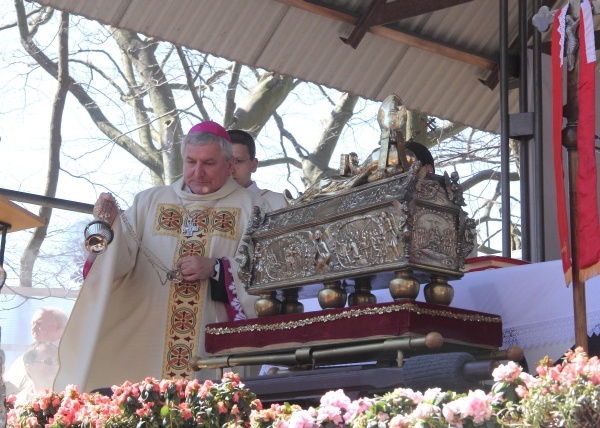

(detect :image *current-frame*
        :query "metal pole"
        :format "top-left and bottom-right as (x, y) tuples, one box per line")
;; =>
(0, 188), (93, 214)
(190, 333), (443, 370)
(519, 0), (531, 261)
(532, 0), (545, 261)
(499, 0), (512, 257)
(0, 223), (8, 267)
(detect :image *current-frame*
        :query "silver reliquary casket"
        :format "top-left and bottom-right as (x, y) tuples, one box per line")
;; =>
(237, 95), (476, 317)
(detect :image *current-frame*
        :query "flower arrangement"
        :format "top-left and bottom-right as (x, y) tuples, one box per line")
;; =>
(6, 372), (262, 428)
(7, 348), (600, 428)
(492, 347), (600, 427)
(250, 387), (496, 428)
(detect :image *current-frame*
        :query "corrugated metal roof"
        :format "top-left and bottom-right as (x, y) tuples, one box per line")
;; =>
(35, 0), (561, 133)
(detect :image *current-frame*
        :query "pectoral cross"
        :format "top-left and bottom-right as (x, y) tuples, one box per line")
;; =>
(182, 214), (199, 238)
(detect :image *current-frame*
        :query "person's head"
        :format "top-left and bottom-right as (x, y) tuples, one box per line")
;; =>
(405, 141), (435, 173)
(22, 342), (59, 391)
(227, 130), (259, 188)
(182, 121), (234, 195)
(31, 307), (68, 344)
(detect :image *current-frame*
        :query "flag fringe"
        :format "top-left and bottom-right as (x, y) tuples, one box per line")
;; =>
(565, 267), (573, 288)
(579, 260), (600, 283)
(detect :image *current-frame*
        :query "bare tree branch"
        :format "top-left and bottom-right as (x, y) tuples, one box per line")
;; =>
(224, 62), (242, 128)
(258, 156), (302, 169)
(273, 112), (309, 159)
(177, 46), (210, 122)
(461, 169), (520, 191)
(0, 6), (43, 31)
(14, 0), (163, 175)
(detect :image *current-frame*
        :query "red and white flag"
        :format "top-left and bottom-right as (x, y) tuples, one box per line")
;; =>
(552, 0), (600, 286)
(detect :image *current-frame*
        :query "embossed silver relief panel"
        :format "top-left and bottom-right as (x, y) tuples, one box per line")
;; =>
(410, 206), (459, 269)
(250, 208), (407, 289)
(252, 232), (314, 284)
(327, 211), (405, 271)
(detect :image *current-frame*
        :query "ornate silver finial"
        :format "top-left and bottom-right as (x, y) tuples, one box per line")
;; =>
(532, 6), (555, 32)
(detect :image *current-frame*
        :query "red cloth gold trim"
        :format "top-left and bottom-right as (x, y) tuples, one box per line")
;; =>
(204, 301), (502, 354)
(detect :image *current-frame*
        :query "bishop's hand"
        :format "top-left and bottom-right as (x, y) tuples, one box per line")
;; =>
(93, 193), (118, 225)
(176, 255), (218, 281)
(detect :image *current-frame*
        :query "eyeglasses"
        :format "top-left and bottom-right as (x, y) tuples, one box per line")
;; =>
(34, 358), (58, 365)
(234, 158), (253, 165)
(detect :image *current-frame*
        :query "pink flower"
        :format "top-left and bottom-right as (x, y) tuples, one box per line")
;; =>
(159, 379), (171, 392)
(389, 414), (410, 428)
(185, 379), (201, 396)
(515, 384), (529, 398)
(25, 416), (39, 427)
(316, 406), (342, 425)
(343, 397), (372, 423)
(391, 387), (423, 404)
(422, 387), (442, 402)
(180, 404), (193, 420)
(319, 389), (351, 412)
(216, 401), (228, 414)
(411, 402), (439, 420)
(442, 400), (459, 423)
(492, 361), (522, 383)
(377, 411), (390, 422)
(287, 409), (316, 428)
(443, 390), (493, 425)
(223, 371), (241, 387)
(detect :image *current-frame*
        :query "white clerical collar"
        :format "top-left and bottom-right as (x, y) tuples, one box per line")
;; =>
(175, 177), (242, 201)
(247, 181), (259, 193)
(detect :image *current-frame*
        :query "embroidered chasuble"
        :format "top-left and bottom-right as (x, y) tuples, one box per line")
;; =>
(55, 178), (270, 392)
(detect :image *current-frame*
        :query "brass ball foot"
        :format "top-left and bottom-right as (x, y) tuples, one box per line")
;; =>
(318, 281), (347, 309)
(254, 291), (282, 317)
(389, 270), (420, 300)
(423, 275), (454, 306)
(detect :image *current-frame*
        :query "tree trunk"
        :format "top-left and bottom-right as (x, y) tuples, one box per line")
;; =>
(231, 73), (296, 135)
(302, 93), (359, 187)
(111, 29), (183, 184)
(20, 11), (69, 287)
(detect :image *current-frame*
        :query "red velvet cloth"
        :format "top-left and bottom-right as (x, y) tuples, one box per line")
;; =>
(204, 300), (502, 354)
